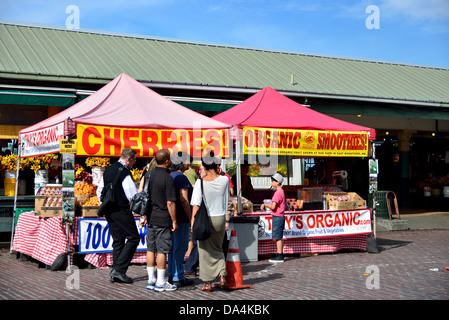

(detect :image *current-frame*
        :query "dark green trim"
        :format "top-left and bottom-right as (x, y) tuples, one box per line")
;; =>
(313, 103), (449, 120)
(175, 101), (236, 112)
(0, 90), (77, 107)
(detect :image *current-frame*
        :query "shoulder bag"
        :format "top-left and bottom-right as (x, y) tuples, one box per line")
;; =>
(130, 171), (152, 217)
(192, 178), (212, 241)
(97, 167), (124, 217)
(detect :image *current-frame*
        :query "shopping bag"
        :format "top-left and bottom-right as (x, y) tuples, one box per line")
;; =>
(192, 179), (211, 241)
(130, 171), (152, 216)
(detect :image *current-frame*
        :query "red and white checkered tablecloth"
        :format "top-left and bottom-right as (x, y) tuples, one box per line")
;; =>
(258, 235), (368, 256)
(12, 211), (146, 269)
(12, 211), (76, 266)
(11, 212), (42, 257)
(84, 251), (147, 269)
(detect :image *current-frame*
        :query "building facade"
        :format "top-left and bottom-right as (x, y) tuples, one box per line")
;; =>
(1, 21), (449, 209)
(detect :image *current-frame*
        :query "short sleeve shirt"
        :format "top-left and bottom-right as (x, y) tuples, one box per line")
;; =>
(170, 171), (193, 223)
(270, 189), (286, 217)
(148, 166), (177, 227)
(191, 176), (229, 217)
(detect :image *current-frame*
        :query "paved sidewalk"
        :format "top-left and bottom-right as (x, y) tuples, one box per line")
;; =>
(1, 212), (448, 309)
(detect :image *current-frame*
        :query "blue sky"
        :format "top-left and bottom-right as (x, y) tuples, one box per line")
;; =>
(1, 0), (448, 68)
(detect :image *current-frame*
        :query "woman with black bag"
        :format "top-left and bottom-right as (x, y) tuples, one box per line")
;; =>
(190, 154), (229, 292)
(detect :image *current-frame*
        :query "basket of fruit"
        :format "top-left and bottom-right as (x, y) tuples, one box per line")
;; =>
(78, 196), (100, 217)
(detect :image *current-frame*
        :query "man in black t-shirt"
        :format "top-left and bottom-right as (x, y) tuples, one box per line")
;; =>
(144, 149), (178, 292)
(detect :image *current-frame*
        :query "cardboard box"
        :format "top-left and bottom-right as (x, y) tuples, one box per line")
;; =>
(39, 207), (63, 218)
(326, 192), (366, 210)
(79, 206), (99, 217)
(35, 186), (63, 216)
(232, 197), (253, 214)
(75, 194), (91, 205)
(34, 196), (46, 215)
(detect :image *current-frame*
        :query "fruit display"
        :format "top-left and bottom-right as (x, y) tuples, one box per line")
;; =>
(37, 186), (63, 196)
(74, 181), (97, 195)
(326, 192), (367, 210)
(327, 194), (351, 202)
(80, 196), (100, 207)
(43, 196), (63, 207)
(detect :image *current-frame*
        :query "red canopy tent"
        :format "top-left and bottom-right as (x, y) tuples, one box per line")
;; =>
(212, 86), (376, 212)
(212, 86), (375, 139)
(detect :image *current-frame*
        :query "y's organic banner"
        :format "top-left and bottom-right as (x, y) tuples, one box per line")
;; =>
(20, 122), (65, 157)
(257, 209), (372, 240)
(77, 124), (229, 157)
(243, 127), (369, 157)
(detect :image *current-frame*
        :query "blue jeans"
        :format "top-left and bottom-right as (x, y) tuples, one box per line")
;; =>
(272, 215), (285, 240)
(168, 222), (190, 281)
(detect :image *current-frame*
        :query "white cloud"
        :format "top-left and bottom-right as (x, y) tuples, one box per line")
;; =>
(381, 0), (449, 22)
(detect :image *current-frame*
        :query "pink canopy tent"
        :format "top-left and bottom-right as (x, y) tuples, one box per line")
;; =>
(21, 73), (230, 134)
(18, 73), (230, 158)
(11, 73), (231, 248)
(212, 86), (375, 139)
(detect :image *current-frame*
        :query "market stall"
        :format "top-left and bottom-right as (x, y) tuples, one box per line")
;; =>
(11, 73), (230, 268)
(212, 86), (376, 255)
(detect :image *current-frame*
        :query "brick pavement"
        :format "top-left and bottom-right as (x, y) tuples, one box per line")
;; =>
(1, 214), (448, 307)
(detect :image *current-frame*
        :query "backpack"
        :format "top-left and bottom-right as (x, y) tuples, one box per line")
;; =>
(97, 167), (124, 217)
(130, 171), (152, 217)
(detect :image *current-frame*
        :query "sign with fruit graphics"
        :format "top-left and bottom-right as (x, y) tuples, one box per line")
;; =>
(243, 127), (369, 157)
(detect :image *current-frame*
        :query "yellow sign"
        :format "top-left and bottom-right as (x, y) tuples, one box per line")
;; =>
(243, 127), (368, 157)
(59, 139), (78, 153)
(76, 124), (229, 158)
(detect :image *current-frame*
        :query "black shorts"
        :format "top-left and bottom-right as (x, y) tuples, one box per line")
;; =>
(146, 225), (172, 254)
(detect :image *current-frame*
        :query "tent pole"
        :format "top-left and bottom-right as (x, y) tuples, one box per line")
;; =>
(10, 144), (21, 254)
(372, 142), (377, 239)
(236, 136), (243, 214)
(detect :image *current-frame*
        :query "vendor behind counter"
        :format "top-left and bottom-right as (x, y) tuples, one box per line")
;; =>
(231, 161), (254, 201)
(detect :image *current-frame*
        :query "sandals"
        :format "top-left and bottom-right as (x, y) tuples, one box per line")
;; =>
(219, 275), (227, 289)
(201, 282), (212, 292)
(201, 276), (227, 292)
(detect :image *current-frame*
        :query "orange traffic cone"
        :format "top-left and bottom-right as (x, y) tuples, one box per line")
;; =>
(216, 229), (252, 290)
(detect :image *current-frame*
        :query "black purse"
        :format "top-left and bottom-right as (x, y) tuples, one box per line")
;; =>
(97, 167), (123, 217)
(192, 179), (212, 241)
(130, 171), (152, 217)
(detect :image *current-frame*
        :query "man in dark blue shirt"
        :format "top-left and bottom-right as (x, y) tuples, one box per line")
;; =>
(168, 152), (194, 287)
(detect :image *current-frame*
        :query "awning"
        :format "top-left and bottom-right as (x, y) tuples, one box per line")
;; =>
(0, 89), (80, 107)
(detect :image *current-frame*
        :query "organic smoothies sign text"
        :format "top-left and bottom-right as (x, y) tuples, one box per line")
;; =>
(77, 124), (229, 157)
(243, 127), (369, 157)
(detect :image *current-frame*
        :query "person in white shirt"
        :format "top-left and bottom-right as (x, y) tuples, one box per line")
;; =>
(190, 153), (229, 292)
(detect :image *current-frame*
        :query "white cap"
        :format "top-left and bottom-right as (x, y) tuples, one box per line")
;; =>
(271, 173), (284, 184)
